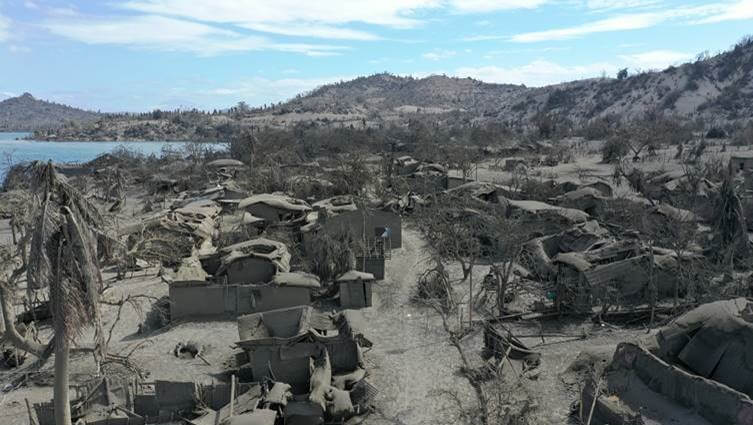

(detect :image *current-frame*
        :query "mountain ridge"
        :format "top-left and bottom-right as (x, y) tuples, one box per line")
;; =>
(0, 93), (100, 131)
(10, 37), (753, 140)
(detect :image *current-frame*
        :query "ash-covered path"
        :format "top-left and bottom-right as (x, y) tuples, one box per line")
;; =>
(360, 226), (477, 425)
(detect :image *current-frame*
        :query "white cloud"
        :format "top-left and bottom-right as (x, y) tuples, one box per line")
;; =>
(24, 1), (39, 9)
(511, 12), (662, 42)
(455, 60), (617, 87)
(45, 15), (348, 56)
(511, 2), (753, 42)
(585, 0), (661, 10)
(121, 0), (440, 30)
(200, 75), (355, 103)
(0, 14), (10, 42)
(9, 44), (31, 53)
(448, 0), (548, 13)
(619, 49), (692, 70)
(240, 22), (379, 40)
(695, 0), (753, 24)
(422, 49), (456, 61)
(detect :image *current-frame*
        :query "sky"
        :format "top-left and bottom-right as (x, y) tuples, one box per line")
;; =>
(0, 0), (752, 112)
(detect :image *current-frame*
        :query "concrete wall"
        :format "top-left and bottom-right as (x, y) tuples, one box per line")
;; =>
(730, 157), (753, 172)
(340, 280), (373, 309)
(612, 342), (753, 425)
(447, 176), (469, 189)
(225, 257), (276, 285)
(246, 339), (361, 394)
(406, 174), (448, 194)
(170, 283), (312, 320)
(170, 283), (229, 320)
(324, 209), (402, 249)
(356, 256), (385, 280)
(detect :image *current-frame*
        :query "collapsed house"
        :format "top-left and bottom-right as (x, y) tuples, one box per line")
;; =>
(554, 180), (614, 198)
(552, 241), (685, 313)
(444, 181), (520, 205)
(205, 158), (246, 180)
(288, 174), (336, 200)
(215, 238), (292, 285)
(168, 238), (323, 320)
(234, 306), (376, 423)
(192, 181), (248, 205)
(549, 187), (609, 216)
(121, 200), (220, 264)
(169, 271), (320, 320)
(506, 199), (590, 235)
(406, 163), (449, 194)
(580, 298), (753, 425)
(522, 220), (611, 279)
(393, 156), (449, 194)
(238, 193), (312, 227)
(33, 377), (137, 425)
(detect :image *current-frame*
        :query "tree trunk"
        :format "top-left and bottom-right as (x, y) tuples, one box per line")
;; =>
(54, 336), (71, 425)
(0, 285), (47, 357)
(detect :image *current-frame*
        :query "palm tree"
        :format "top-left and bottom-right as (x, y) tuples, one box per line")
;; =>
(28, 162), (105, 425)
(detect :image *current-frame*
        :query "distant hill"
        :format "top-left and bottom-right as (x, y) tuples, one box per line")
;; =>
(266, 37), (753, 126)
(0, 93), (100, 131)
(24, 37), (753, 140)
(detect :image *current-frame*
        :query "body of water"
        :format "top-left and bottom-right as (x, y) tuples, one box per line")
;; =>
(0, 132), (205, 181)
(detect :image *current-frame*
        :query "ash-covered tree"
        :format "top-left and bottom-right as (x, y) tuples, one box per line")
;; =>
(28, 162), (106, 425)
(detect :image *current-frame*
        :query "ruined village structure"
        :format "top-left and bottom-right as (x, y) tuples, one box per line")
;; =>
(4, 37), (753, 425)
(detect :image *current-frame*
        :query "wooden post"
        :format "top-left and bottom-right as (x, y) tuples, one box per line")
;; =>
(25, 398), (37, 425)
(229, 375), (236, 418)
(469, 269), (473, 327)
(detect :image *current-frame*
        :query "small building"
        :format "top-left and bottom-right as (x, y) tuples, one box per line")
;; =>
(236, 306), (370, 394)
(318, 208), (402, 250)
(205, 158), (246, 179)
(405, 163), (449, 194)
(730, 152), (753, 173)
(170, 271), (320, 320)
(503, 157), (527, 171)
(217, 238), (291, 285)
(337, 271), (375, 309)
(238, 193), (312, 226)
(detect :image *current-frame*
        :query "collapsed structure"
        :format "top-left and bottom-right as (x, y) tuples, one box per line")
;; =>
(580, 298), (753, 425)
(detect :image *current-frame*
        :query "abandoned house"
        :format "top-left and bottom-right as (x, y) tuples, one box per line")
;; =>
(216, 238), (292, 285)
(506, 199), (590, 235)
(119, 199), (221, 264)
(237, 193), (312, 226)
(337, 271), (375, 309)
(205, 158), (246, 180)
(730, 152), (753, 173)
(235, 306), (372, 394)
(553, 249), (680, 312)
(580, 298), (753, 425)
(394, 155), (420, 175)
(304, 207), (402, 250)
(169, 271), (320, 320)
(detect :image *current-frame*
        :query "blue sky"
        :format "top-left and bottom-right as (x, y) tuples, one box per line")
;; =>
(0, 0), (752, 112)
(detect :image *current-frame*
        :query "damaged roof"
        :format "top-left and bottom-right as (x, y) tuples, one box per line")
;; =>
(206, 158), (245, 168)
(238, 193), (312, 212)
(272, 272), (321, 289)
(507, 199), (590, 223)
(218, 238), (292, 274)
(236, 306), (369, 347)
(336, 271), (375, 282)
